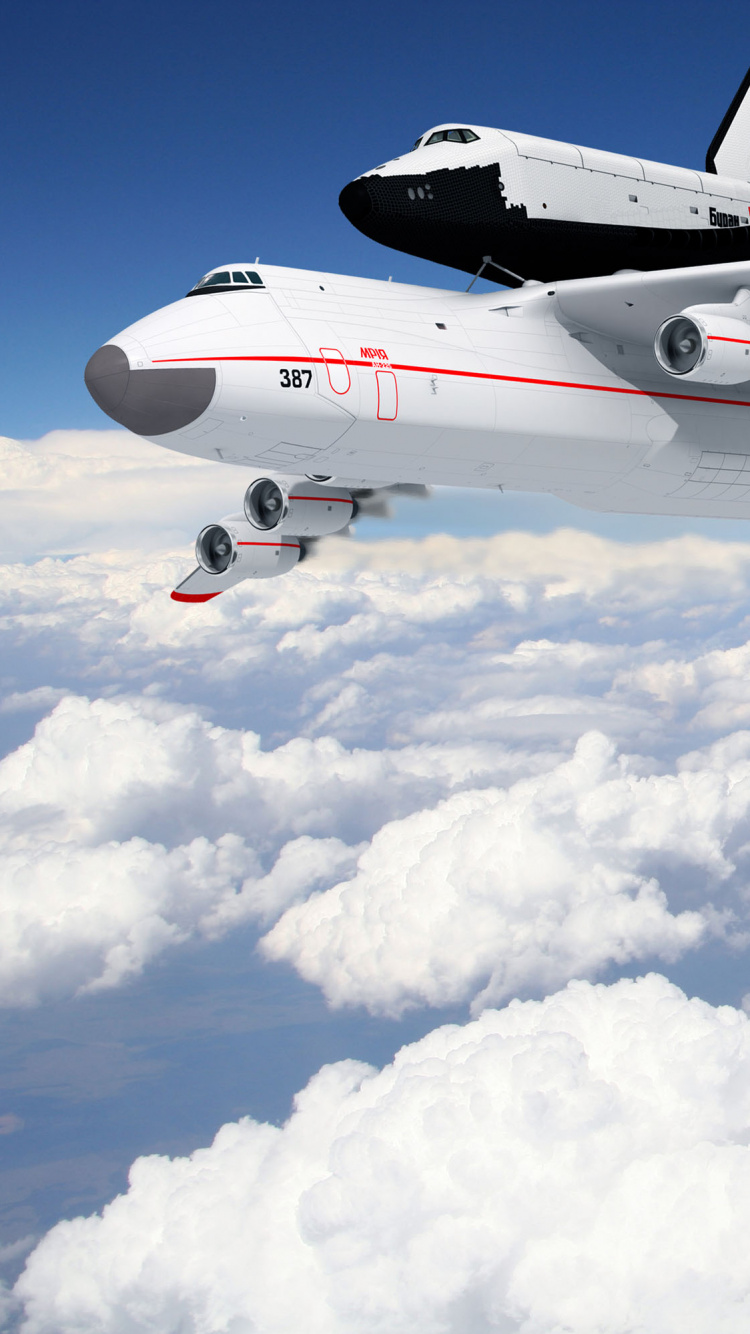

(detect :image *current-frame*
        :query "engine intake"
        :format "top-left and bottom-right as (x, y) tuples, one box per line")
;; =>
(196, 523), (235, 574)
(244, 479), (288, 530)
(654, 288), (750, 385)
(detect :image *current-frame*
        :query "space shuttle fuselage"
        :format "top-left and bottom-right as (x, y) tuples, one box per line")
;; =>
(339, 70), (750, 287)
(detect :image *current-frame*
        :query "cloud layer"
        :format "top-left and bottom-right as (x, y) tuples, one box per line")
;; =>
(0, 430), (240, 557)
(12, 974), (750, 1333)
(8, 430), (750, 1328)
(9, 686), (750, 1013)
(5, 430), (750, 1011)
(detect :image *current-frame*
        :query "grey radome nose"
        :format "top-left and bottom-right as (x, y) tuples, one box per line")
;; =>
(84, 344), (217, 436)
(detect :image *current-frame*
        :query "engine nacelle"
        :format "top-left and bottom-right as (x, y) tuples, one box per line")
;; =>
(654, 288), (750, 385)
(196, 515), (302, 579)
(172, 515), (301, 602)
(244, 477), (354, 537)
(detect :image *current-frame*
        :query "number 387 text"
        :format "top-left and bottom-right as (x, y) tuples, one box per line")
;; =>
(279, 369), (312, 388)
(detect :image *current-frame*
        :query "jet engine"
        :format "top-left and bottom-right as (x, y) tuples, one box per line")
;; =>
(172, 514), (302, 602)
(244, 477), (354, 537)
(654, 288), (750, 385)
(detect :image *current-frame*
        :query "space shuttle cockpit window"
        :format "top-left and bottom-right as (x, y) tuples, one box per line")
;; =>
(424, 128), (480, 146)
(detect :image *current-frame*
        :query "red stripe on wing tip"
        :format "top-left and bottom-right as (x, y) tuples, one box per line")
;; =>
(171, 591), (222, 603)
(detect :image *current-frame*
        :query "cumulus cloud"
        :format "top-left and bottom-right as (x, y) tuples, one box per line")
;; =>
(0, 693), (360, 1005)
(6, 686), (750, 1014)
(12, 974), (750, 1333)
(0, 691), (546, 1006)
(262, 726), (750, 1015)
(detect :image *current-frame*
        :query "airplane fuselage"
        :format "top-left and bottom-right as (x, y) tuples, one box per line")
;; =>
(86, 262), (750, 526)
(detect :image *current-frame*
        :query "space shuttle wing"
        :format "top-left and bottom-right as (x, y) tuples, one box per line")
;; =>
(553, 259), (750, 345)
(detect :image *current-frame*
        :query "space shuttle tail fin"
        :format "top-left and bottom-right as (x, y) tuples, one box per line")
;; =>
(707, 66), (750, 179)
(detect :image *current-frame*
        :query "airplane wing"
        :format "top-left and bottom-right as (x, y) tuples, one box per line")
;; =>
(707, 66), (750, 180)
(552, 259), (750, 345)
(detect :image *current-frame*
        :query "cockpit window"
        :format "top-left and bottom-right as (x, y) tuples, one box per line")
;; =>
(197, 271), (231, 287)
(187, 269), (266, 297)
(412, 136), (424, 149)
(424, 128), (480, 145)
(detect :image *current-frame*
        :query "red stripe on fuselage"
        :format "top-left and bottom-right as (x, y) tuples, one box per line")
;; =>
(149, 353), (750, 409)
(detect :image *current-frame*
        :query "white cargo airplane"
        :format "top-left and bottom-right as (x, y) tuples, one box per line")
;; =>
(86, 256), (750, 602)
(339, 67), (750, 285)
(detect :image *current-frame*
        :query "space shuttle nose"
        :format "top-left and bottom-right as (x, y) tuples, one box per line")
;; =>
(84, 344), (216, 436)
(339, 178), (373, 225)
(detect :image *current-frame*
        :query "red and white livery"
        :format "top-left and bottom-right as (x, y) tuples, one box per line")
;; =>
(85, 257), (750, 599)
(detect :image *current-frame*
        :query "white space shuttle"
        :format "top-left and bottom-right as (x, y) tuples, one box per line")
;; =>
(340, 68), (750, 286)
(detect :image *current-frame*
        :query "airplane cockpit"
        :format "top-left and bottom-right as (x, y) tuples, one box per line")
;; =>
(186, 269), (265, 297)
(411, 127), (481, 149)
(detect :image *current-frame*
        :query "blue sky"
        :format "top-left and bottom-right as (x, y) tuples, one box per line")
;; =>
(7, 4), (750, 1327)
(3, 0), (750, 437)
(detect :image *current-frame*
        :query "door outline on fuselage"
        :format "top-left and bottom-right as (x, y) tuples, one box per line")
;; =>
(320, 347), (351, 395)
(376, 368), (398, 420)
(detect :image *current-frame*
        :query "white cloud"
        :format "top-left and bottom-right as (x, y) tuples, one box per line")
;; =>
(0, 694), (360, 1005)
(13, 974), (750, 1333)
(8, 431), (750, 1012)
(263, 728), (743, 1016)
(0, 430), (244, 558)
(4, 686), (750, 1015)
(7, 511), (750, 1009)
(0, 692), (543, 1006)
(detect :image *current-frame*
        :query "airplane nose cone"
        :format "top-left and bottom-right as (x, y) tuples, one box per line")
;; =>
(84, 344), (217, 436)
(339, 178), (373, 225)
